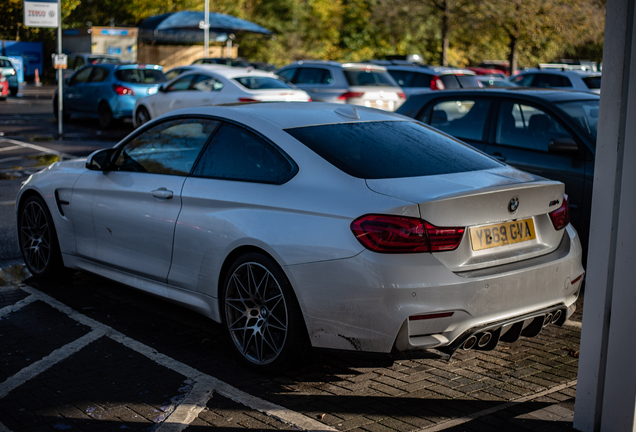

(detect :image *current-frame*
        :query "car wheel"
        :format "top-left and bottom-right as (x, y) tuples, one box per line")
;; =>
(221, 252), (309, 372)
(9, 88), (17, 97)
(53, 97), (70, 121)
(18, 195), (65, 278)
(135, 106), (150, 127)
(98, 102), (113, 129)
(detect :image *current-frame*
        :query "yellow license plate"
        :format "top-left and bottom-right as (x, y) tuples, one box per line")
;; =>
(470, 219), (536, 251)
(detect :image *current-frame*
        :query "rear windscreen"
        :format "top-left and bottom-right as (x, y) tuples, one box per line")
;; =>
(456, 75), (481, 88)
(344, 70), (397, 87)
(285, 121), (500, 179)
(233, 76), (293, 90)
(582, 76), (602, 90)
(115, 69), (167, 84)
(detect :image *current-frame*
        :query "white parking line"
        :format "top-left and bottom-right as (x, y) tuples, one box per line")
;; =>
(0, 146), (22, 152)
(418, 379), (577, 431)
(0, 294), (37, 318)
(12, 286), (337, 431)
(0, 201), (15, 206)
(0, 138), (75, 160)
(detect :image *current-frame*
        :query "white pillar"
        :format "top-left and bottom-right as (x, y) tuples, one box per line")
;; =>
(574, 0), (636, 430)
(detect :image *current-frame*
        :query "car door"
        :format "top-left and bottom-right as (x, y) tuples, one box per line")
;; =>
(484, 99), (586, 228)
(416, 97), (493, 151)
(148, 74), (197, 117)
(71, 117), (219, 282)
(167, 122), (297, 295)
(288, 67), (337, 102)
(81, 66), (110, 114)
(65, 66), (93, 113)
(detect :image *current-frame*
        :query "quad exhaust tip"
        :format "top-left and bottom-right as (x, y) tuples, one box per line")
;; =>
(478, 332), (492, 348)
(552, 310), (562, 323)
(463, 335), (477, 350)
(543, 313), (553, 327)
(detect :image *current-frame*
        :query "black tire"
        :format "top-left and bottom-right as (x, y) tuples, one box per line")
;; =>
(220, 252), (310, 372)
(98, 102), (113, 129)
(53, 97), (70, 121)
(18, 195), (65, 278)
(135, 106), (151, 128)
(9, 87), (17, 97)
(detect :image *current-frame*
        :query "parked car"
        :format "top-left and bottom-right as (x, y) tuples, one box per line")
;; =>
(54, 63), (166, 128)
(510, 69), (601, 94)
(192, 57), (251, 67)
(397, 88), (599, 250)
(133, 66), (310, 127)
(17, 102), (584, 371)
(163, 64), (233, 81)
(277, 61), (405, 111)
(381, 65), (482, 98)
(0, 56), (19, 96)
(0, 76), (8, 101)
(60, 53), (121, 80)
(478, 76), (518, 88)
(467, 67), (507, 79)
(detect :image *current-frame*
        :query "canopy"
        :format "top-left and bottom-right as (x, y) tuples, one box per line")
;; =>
(138, 11), (272, 43)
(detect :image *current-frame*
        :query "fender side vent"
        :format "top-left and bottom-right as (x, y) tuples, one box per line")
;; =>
(54, 190), (69, 216)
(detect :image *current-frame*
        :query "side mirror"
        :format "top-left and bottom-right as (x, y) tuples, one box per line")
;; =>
(86, 148), (117, 171)
(65, 77), (72, 85)
(548, 137), (578, 154)
(158, 85), (166, 93)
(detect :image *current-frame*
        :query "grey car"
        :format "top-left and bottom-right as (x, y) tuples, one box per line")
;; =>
(511, 69), (602, 94)
(277, 61), (405, 111)
(380, 64), (482, 98)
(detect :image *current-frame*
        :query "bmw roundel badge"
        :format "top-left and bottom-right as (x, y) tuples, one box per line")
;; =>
(508, 197), (519, 213)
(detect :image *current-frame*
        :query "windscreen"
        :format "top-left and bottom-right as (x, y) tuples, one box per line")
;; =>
(556, 100), (600, 139)
(115, 69), (167, 84)
(344, 70), (396, 87)
(456, 75), (481, 88)
(285, 121), (501, 179)
(233, 76), (293, 90)
(582, 76), (602, 90)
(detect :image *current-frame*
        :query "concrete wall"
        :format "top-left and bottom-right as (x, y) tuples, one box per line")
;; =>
(137, 43), (238, 69)
(574, 0), (636, 430)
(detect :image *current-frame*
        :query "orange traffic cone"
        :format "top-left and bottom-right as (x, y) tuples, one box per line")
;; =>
(35, 68), (42, 87)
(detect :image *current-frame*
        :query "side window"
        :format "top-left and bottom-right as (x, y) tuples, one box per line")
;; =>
(71, 67), (93, 84)
(496, 101), (575, 152)
(277, 68), (296, 82)
(411, 72), (433, 88)
(295, 68), (333, 84)
(113, 118), (219, 175)
(388, 70), (410, 87)
(166, 75), (195, 92)
(511, 74), (534, 86)
(89, 67), (109, 83)
(192, 74), (224, 91)
(74, 57), (86, 70)
(192, 123), (295, 184)
(425, 99), (491, 141)
(165, 68), (185, 81)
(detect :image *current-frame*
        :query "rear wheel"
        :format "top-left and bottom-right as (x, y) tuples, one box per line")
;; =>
(221, 252), (309, 372)
(98, 102), (113, 129)
(18, 195), (65, 278)
(135, 106), (151, 128)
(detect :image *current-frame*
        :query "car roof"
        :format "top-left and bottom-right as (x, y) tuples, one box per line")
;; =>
(384, 65), (476, 75)
(517, 69), (601, 78)
(163, 102), (407, 129)
(91, 63), (163, 70)
(182, 66), (278, 78)
(403, 87), (600, 103)
(282, 60), (388, 71)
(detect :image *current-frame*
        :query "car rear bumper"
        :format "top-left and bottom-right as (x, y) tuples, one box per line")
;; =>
(285, 224), (583, 355)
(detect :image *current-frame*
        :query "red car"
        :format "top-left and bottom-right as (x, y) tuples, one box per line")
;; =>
(0, 76), (8, 101)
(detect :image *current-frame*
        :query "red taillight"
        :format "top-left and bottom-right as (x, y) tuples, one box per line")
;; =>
(238, 97), (259, 102)
(397, 92), (406, 99)
(549, 194), (570, 230)
(350, 214), (465, 253)
(113, 84), (135, 96)
(338, 91), (364, 100)
(431, 76), (445, 90)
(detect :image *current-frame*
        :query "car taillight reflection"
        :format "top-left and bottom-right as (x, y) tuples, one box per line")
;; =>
(338, 92), (364, 100)
(549, 195), (570, 230)
(430, 76), (445, 90)
(113, 84), (135, 96)
(351, 214), (464, 253)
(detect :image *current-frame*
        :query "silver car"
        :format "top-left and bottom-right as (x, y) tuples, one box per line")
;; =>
(277, 61), (406, 111)
(16, 102), (584, 371)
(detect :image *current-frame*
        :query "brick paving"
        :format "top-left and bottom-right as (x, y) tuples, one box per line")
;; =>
(0, 266), (583, 431)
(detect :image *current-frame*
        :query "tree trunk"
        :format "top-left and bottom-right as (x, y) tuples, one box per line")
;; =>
(508, 35), (517, 75)
(441, 0), (449, 66)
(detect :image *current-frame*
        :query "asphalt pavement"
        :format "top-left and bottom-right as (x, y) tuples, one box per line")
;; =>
(0, 84), (585, 432)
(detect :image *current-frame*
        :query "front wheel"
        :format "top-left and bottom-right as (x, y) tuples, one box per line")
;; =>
(18, 195), (65, 278)
(98, 102), (114, 129)
(135, 106), (150, 128)
(221, 253), (309, 372)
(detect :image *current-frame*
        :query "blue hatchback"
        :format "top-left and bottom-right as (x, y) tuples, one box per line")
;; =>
(54, 63), (167, 128)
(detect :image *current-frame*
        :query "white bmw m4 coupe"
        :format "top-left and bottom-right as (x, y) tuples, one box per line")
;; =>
(16, 102), (584, 372)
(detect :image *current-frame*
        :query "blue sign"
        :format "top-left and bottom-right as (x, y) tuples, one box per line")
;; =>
(107, 46), (122, 55)
(101, 29), (129, 36)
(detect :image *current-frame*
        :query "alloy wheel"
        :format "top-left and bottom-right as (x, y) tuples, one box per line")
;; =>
(224, 262), (289, 366)
(20, 201), (52, 274)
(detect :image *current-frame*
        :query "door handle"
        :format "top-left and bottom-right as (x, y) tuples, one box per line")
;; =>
(151, 188), (173, 199)
(492, 152), (507, 162)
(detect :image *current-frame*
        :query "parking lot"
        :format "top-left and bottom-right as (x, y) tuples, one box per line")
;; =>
(0, 86), (583, 432)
